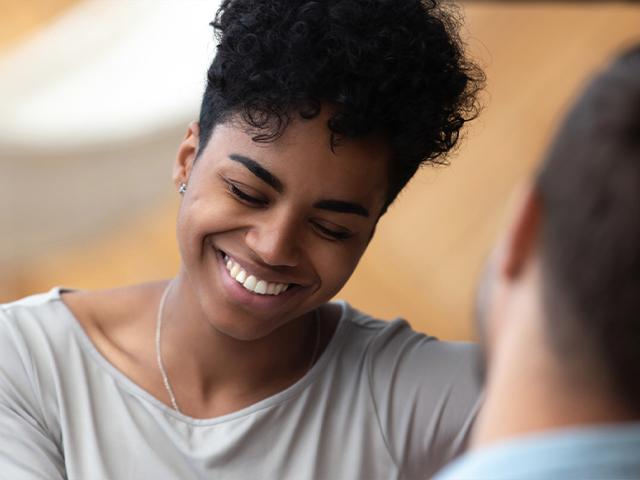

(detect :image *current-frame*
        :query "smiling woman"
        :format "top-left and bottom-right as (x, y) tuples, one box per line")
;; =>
(0, 0), (483, 478)
(173, 113), (390, 342)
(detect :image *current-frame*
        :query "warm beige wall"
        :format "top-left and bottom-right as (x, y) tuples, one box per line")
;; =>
(341, 3), (640, 339)
(0, 0), (80, 52)
(3, 2), (640, 340)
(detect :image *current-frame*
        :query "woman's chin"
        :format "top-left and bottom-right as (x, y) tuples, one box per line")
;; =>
(208, 314), (289, 342)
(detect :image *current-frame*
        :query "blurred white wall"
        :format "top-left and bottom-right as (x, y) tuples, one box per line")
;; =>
(0, 0), (219, 266)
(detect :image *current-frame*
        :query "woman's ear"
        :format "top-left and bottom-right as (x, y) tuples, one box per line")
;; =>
(499, 182), (542, 280)
(173, 121), (201, 191)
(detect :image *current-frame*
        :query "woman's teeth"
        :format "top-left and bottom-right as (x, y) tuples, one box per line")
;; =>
(224, 255), (290, 296)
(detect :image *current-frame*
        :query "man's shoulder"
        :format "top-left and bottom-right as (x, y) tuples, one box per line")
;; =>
(435, 424), (640, 480)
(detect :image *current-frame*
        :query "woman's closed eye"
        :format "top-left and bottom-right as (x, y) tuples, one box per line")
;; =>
(311, 220), (353, 241)
(226, 179), (353, 240)
(227, 182), (268, 207)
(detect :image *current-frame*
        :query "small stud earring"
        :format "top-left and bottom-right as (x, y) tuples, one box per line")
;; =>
(178, 183), (187, 195)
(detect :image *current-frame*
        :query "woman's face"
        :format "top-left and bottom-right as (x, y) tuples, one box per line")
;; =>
(174, 110), (390, 340)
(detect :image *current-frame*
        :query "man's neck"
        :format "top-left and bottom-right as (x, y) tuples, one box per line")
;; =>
(471, 317), (636, 449)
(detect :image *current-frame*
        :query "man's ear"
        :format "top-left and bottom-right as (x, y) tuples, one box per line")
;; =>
(500, 182), (542, 280)
(173, 121), (200, 191)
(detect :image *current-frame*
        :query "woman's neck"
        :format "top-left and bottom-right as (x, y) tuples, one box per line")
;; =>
(157, 276), (322, 417)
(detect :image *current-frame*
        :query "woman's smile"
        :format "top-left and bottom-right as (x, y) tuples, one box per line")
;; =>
(172, 111), (390, 338)
(222, 252), (295, 296)
(212, 244), (312, 312)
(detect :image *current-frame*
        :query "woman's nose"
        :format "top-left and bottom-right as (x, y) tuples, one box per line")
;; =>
(244, 214), (301, 267)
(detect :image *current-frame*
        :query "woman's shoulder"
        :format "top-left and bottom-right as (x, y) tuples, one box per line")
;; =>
(59, 283), (158, 339)
(1, 285), (124, 328)
(0, 284), (163, 403)
(1, 287), (63, 312)
(0, 288), (106, 384)
(0, 289), (79, 410)
(336, 301), (419, 339)
(339, 301), (477, 353)
(334, 302), (482, 474)
(0, 283), (161, 363)
(59, 283), (163, 373)
(0, 287), (75, 339)
(336, 301), (479, 391)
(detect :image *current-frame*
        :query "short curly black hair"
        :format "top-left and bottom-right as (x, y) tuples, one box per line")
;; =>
(198, 0), (484, 212)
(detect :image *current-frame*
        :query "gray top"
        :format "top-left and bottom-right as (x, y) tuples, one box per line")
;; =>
(0, 288), (481, 480)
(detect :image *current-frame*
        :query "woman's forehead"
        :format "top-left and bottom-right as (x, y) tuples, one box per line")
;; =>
(202, 116), (390, 212)
(207, 114), (390, 182)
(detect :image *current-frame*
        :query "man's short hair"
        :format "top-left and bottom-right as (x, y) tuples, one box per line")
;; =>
(536, 45), (640, 410)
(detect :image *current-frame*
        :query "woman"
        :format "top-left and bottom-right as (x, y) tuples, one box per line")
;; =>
(0, 0), (483, 478)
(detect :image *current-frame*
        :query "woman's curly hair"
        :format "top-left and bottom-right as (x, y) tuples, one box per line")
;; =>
(198, 0), (484, 211)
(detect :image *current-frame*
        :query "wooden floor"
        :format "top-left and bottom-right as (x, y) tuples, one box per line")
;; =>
(2, 2), (640, 339)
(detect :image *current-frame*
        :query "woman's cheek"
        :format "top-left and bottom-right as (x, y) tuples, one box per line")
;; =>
(316, 243), (364, 290)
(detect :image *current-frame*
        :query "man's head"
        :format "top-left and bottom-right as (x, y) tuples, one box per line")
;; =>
(197, 0), (483, 213)
(477, 46), (640, 414)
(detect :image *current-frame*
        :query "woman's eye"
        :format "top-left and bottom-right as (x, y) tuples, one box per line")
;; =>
(312, 221), (353, 241)
(228, 183), (268, 207)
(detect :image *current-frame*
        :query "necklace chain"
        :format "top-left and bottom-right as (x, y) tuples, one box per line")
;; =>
(155, 282), (180, 412)
(155, 281), (322, 415)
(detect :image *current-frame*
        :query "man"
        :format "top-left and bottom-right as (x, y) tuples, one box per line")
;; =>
(436, 46), (640, 479)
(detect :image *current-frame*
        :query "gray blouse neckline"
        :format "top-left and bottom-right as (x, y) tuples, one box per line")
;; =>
(52, 286), (351, 426)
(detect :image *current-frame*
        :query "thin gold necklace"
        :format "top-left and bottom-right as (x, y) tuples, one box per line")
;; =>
(155, 281), (322, 414)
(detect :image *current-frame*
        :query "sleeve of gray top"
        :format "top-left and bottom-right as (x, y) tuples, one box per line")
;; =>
(367, 320), (482, 480)
(0, 308), (66, 480)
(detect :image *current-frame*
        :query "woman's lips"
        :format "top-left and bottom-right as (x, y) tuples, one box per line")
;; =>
(214, 248), (301, 308)
(222, 252), (293, 296)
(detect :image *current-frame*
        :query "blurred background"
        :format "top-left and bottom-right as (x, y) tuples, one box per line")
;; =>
(1, 0), (639, 340)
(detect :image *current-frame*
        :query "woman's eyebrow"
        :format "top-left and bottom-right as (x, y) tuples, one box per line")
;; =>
(228, 154), (284, 193)
(313, 200), (370, 218)
(228, 153), (369, 217)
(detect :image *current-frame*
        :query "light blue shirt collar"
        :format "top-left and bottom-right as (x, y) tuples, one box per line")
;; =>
(435, 423), (640, 480)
